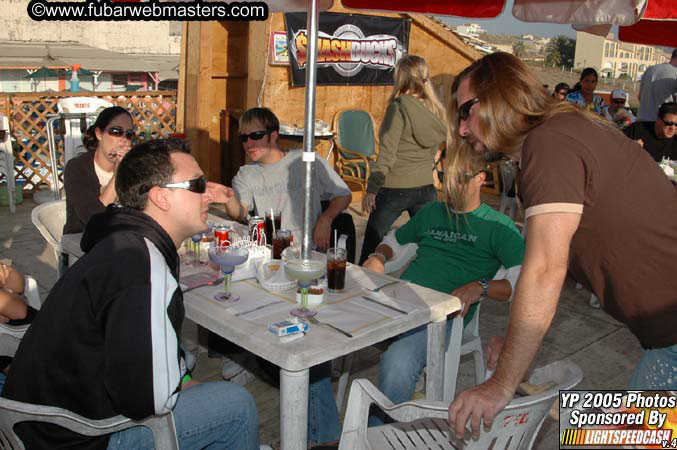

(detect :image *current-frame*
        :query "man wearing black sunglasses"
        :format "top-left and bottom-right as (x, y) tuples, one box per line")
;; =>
(624, 101), (677, 162)
(220, 107), (352, 251)
(3, 139), (262, 450)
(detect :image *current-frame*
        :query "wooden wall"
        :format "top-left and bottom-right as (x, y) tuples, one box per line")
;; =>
(179, 1), (480, 183)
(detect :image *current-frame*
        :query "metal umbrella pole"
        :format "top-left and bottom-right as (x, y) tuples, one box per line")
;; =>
(300, 0), (320, 260)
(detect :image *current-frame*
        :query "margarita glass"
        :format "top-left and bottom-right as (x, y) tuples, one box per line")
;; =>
(208, 243), (249, 302)
(284, 258), (325, 318)
(191, 233), (204, 265)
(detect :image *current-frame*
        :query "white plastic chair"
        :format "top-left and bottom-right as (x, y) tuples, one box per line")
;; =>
(338, 360), (582, 450)
(31, 200), (67, 278)
(0, 312), (179, 450)
(336, 243), (506, 410)
(0, 115), (16, 213)
(57, 97), (113, 165)
(498, 160), (517, 220)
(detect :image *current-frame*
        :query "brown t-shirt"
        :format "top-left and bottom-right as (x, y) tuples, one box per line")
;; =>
(519, 112), (677, 349)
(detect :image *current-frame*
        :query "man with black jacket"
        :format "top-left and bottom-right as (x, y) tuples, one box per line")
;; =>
(2, 139), (261, 450)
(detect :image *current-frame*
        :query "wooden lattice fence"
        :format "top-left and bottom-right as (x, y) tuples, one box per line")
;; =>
(0, 91), (177, 193)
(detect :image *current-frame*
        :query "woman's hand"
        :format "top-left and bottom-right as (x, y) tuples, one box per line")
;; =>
(112, 142), (132, 169)
(362, 192), (376, 214)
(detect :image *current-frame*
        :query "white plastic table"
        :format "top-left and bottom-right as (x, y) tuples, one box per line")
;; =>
(62, 226), (462, 450)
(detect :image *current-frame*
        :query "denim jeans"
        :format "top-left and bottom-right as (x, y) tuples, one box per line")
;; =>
(628, 344), (677, 390)
(107, 381), (259, 450)
(308, 362), (342, 445)
(358, 185), (437, 264)
(369, 319), (454, 426)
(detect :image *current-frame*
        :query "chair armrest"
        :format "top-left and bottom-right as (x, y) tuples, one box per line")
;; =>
(337, 147), (372, 166)
(384, 243), (418, 274)
(24, 275), (41, 310)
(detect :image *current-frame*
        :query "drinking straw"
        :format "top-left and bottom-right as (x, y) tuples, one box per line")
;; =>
(334, 229), (337, 250)
(270, 208), (276, 234)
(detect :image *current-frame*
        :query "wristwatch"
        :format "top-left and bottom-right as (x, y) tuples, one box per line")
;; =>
(478, 279), (489, 299)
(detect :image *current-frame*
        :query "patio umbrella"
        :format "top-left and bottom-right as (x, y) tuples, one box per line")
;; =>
(23, 67), (59, 79)
(63, 67), (96, 77)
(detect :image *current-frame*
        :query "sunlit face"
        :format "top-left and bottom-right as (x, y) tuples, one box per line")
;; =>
(609, 97), (626, 114)
(656, 113), (677, 139)
(164, 153), (211, 239)
(456, 78), (487, 155)
(240, 120), (277, 163)
(94, 113), (133, 164)
(555, 89), (569, 101)
(580, 74), (598, 97)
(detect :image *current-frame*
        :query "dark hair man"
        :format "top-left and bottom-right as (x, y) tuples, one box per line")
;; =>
(2, 139), (261, 450)
(624, 101), (677, 161)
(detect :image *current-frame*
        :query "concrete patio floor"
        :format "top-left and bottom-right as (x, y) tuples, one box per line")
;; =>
(0, 194), (641, 449)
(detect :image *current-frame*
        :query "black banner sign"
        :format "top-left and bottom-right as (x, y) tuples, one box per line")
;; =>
(284, 12), (410, 86)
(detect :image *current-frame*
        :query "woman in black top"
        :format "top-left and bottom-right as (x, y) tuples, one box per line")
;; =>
(63, 106), (134, 234)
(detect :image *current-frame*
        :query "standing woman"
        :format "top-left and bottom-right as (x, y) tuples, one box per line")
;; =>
(359, 55), (447, 264)
(566, 68), (607, 115)
(63, 106), (134, 234)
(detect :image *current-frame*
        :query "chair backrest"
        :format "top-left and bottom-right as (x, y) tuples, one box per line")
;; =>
(334, 109), (377, 159)
(0, 115), (16, 213)
(339, 360), (582, 450)
(24, 275), (41, 310)
(0, 399), (178, 450)
(57, 97), (113, 164)
(31, 199), (67, 253)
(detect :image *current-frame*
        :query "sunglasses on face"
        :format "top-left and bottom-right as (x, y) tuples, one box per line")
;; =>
(457, 98), (480, 124)
(239, 130), (268, 142)
(159, 176), (207, 194)
(612, 99), (625, 105)
(106, 126), (135, 140)
(660, 118), (677, 127)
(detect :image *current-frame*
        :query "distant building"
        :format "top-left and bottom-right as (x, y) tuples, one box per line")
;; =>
(573, 31), (670, 80)
(0, 41), (178, 93)
(522, 34), (534, 41)
(455, 23), (484, 39)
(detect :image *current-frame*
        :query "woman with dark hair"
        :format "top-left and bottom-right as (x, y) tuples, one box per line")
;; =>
(565, 67), (607, 115)
(63, 106), (134, 234)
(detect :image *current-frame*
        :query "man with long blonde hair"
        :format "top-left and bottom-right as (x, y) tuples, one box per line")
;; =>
(447, 52), (677, 439)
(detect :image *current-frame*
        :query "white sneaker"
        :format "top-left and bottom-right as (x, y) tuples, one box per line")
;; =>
(221, 356), (256, 385)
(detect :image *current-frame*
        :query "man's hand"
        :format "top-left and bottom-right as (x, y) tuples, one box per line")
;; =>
(635, 139), (644, 148)
(206, 182), (235, 205)
(451, 281), (483, 317)
(448, 379), (514, 439)
(363, 255), (385, 273)
(362, 192), (376, 214)
(313, 216), (332, 251)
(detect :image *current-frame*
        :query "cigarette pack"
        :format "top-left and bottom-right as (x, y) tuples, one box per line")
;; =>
(268, 317), (309, 337)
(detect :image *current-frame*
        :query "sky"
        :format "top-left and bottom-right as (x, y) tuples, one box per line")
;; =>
(436, 0), (577, 38)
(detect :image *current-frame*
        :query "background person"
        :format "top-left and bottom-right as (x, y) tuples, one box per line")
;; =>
(63, 106), (134, 235)
(637, 49), (677, 121)
(552, 82), (570, 101)
(446, 52), (677, 439)
(624, 101), (677, 161)
(565, 68), (607, 115)
(605, 88), (636, 128)
(358, 55), (448, 264)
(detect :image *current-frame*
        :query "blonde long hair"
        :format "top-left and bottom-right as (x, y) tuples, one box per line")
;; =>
(389, 55), (447, 124)
(447, 52), (618, 157)
(443, 144), (487, 213)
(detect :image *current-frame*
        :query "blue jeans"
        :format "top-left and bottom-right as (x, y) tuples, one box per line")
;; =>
(629, 344), (677, 390)
(308, 362), (341, 445)
(369, 320), (454, 426)
(358, 185), (437, 264)
(107, 381), (259, 450)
